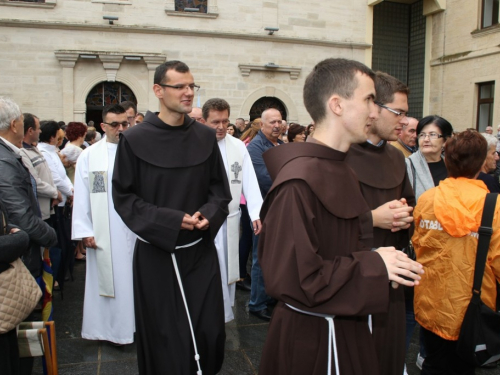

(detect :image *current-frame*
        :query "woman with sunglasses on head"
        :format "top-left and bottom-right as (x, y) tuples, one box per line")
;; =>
(406, 115), (454, 201)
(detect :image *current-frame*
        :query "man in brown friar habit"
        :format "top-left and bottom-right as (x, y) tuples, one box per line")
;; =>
(112, 60), (231, 375)
(345, 71), (416, 375)
(257, 58), (424, 375)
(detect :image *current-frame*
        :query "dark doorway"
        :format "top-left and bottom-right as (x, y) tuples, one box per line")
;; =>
(85, 82), (137, 132)
(249, 97), (287, 122)
(372, 0), (426, 119)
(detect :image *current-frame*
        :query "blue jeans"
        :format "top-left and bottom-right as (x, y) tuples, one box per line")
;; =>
(248, 232), (274, 312)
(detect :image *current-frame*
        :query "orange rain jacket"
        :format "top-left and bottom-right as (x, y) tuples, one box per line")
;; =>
(413, 177), (500, 340)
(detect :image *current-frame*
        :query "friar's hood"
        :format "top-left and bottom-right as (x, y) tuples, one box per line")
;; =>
(262, 142), (369, 220)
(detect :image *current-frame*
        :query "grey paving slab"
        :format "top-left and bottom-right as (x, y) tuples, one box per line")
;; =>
(29, 261), (500, 375)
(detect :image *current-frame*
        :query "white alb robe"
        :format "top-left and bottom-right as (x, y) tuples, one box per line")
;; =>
(72, 141), (137, 344)
(215, 135), (262, 322)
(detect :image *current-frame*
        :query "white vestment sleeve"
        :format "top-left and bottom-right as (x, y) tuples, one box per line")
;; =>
(241, 144), (263, 222)
(41, 149), (74, 198)
(72, 149), (95, 241)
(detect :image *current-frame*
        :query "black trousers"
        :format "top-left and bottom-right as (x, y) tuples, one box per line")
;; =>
(0, 328), (19, 375)
(238, 204), (253, 278)
(421, 327), (475, 375)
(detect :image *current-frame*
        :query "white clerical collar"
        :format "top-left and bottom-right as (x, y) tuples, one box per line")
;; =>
(0, 136), (21, 155)
(217, 135), (226, 145)
(106, 141), (118, 149)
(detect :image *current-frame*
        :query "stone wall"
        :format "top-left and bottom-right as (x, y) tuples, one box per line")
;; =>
(0, 0), (371, 123)
(428, 0), (500, 130)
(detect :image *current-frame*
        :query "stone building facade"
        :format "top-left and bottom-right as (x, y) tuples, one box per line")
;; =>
(0, 0), (497, 131)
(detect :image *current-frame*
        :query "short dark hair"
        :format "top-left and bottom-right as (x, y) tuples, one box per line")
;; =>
(154, 60), (190, 85)
(39, 120), (60, 143)
(23, 113), (39, 134)
(374, 71), (409, 105)
(120, 101), (137, 115)
(202, 98), (231, 120)
(416, 115), (454, 144)
(287, 123), (305, 142)
(65, 122), (88, 142)
(102, 104), (126, 122)
(303, 58), (375, 124)
(445, 130), (487, 178)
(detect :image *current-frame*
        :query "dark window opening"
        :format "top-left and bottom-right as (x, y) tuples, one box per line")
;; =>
(482, 0), (499, 28)
(175, 0), (208, 13)
(477, 82), (495, 132)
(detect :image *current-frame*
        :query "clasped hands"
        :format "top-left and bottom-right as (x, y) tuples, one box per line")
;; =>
(181, 212), (209, 231)
(372, 198), (413, 232)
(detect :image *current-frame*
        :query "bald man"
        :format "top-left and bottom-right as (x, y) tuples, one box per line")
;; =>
(188, 107), (204, 123)
(391, 117), (418, 158)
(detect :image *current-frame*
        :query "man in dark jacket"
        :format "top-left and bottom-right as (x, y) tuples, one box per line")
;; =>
(0, 97), (57, 278)
(246, 107), (284, 321)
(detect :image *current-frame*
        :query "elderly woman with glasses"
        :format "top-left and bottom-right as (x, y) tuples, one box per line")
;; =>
(406, 115), (454, 201)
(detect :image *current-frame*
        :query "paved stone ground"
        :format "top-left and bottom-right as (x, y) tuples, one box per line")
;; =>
(31, 261), (500, 374)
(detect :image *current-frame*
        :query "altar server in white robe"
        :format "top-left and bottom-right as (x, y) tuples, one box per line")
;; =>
(72, 104), (137, 344)
(202, 98), (263, 322)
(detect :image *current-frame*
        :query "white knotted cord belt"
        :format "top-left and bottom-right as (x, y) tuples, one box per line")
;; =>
(286, 304), (340, 375)
(138, 237), (204, 375)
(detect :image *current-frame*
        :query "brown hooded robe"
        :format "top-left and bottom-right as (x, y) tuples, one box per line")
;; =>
(346, 141), (416, 375)
(258, 141), (391, 375)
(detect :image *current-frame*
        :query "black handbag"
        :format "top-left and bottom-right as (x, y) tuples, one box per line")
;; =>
(456, 193), (500, 366)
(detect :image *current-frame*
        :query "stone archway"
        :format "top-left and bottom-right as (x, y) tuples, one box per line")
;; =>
(85, 82), (137, 132)
(249, 97), (287, 121)
(240, 86), (298, 123)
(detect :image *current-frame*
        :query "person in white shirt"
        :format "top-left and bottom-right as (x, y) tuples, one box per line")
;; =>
(38, 120), (74, 287)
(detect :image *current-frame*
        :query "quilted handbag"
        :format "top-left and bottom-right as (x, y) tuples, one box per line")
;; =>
(0, 211), (42, 334)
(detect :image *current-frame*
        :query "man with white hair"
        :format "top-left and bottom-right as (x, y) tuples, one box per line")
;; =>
(485, 126), (493, 135)
(0, 98), (57, 278)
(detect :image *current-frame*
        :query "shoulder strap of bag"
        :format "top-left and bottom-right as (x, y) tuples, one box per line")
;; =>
(472, 193), (498, 295)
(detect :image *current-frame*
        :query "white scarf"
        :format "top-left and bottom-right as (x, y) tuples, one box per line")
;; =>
(224, 135), (244, 284)
(88, 140), (115, 297)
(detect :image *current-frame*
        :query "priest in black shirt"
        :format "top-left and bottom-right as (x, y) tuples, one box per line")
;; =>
(112, 60), (231, 375)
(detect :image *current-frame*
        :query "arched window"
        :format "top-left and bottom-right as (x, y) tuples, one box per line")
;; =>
(85, 82), (137, 131)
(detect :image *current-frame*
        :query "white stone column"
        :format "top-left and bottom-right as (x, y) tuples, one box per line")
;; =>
(54, 52), (79, 123)
(143, 56), (167, 112)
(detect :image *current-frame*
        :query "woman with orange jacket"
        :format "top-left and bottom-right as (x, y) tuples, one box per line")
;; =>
(413, 129), (500, 375)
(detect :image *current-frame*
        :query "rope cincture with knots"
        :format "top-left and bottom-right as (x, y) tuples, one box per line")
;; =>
(171, 251), (203, 375)
(286, 304), (340, 375)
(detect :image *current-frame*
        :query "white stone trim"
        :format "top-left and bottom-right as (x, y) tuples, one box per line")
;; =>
(1, 20), (370, 50)
(472, 24), (500, 38)
(0, 0), (56, 8)
(239, 86), (298, 122)
(238, 64), (301, 80)
(91, 0), (132, 4)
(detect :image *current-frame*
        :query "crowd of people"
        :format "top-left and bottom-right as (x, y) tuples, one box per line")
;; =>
(0, 57), (499, 375)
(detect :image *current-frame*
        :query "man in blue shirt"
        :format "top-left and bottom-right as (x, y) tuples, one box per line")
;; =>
(246, 107), (284, 321)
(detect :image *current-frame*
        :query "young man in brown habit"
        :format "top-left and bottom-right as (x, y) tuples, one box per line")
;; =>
(257, 59), (423, 375)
